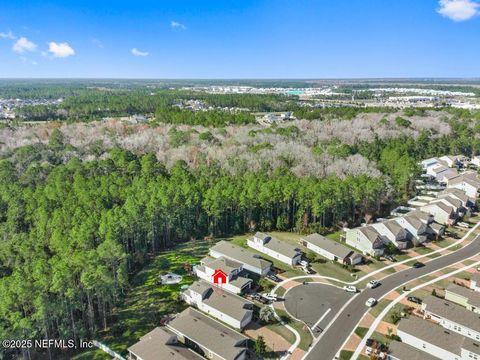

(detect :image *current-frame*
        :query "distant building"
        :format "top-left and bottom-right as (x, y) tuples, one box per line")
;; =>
(300, 233), (362, 265)
(247, 232), (302, 266)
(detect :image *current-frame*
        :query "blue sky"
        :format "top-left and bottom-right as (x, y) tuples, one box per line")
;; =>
(0, 0), (479, 78)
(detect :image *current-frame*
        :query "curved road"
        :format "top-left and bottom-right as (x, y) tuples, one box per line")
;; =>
(304, 235), (480, 360)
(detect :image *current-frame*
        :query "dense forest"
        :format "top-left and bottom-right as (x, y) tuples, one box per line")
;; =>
(0, 142), (388, 359)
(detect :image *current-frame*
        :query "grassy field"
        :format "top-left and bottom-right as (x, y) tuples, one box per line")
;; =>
(73, 241), (209, 359)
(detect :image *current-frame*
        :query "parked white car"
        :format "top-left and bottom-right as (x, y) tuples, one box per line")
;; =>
(367, 280), (380, 289)
(343, 285), (358, 293)
(299, 260), (309, 267)
(457, 222), (470, 228)
(365, 298), (377, 307)
(261, 293), (278, 301)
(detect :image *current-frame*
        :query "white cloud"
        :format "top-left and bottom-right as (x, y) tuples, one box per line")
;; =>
(0, 31), (16, 40)
(48, 42), (75, 58)
(170, 20), (187, 30)
(12, 37), (37, 53)
(131, 48), (149, 56)
(437, 0), (480, 21)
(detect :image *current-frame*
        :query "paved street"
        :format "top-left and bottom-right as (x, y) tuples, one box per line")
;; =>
(305, 235), (480, 360)
(284, 283), (352, 336)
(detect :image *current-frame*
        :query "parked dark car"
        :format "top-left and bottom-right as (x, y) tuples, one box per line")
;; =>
(385, 255), (397, 262)
(267, 273), (281, 282)
(412, 262), (425, 268)
(407, 296), (422, 304)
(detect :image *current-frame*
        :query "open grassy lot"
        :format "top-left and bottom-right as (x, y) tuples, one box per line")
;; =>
(73, 241), (209, 359)
(311, 260), (364, 282)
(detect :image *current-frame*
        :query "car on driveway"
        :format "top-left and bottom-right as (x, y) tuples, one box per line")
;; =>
(385, 255), (397, 262)
(267, 273), (281, 282)
(457, 222), (471, 229)
(261, 293), (278, 302)
(367, 280), (380, 289)
(365, 298), (377, 307)
(412, 261), (424, 268)
(299, 260), (310, 267)
(407, 296), (422, 304)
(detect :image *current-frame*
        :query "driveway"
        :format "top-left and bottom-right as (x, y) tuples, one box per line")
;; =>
(284, 283), (352, 336)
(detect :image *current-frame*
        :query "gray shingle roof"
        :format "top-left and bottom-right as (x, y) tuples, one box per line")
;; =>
(388, 340), (440, 360)
(168, 308), (248, 360)
(446, 283), (480, 308)
(210, 241), (271, 272)
(187, 280), (253, 322)
(254, 232), (302, 259)
(301, 233), (355, 259)
(203, 257), (243, 274)
(423, 295), (480, 333)
(397, 316), (463, 354)
(358, 226), (386, 248)
(128, 327), (203, 360)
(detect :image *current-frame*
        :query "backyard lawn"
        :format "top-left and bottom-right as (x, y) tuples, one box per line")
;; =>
(73, 240), (210, 359)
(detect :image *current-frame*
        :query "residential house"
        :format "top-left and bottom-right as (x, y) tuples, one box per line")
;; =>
(387, 340), (440, 360)
(404, 210), (445, 238)
(445, 283), (480, 314)
(439, 188), (475, 209)
(247, 232), (302, 266)
(428, 164), (449, 180)
(439, 155), (463, 168)
(431, 195), (465, 215)
(182, 281), (253, 330)
(371, 220), (410, 250)
(439, 169), (459, 185)
(396, 316), (480, 360)
(209, 241), (271, 276)
(421, 157), (439, 171)
(448, 174), (480, 198)
(394, 215), (431, 244)
(167, 307), (249, 360)
(194, 257), (252, 295)
(128, 327), (203, 360)
(422, 295), (480, 341)
(471, 155), (480, 168)
(300, 233), (362, 265)
(420, 202), (456, 225)
(344, 226), (387, 257)
(471, 273), (480, 292)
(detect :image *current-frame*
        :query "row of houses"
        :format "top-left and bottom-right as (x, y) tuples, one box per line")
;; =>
(389, 275), (480, 360)
(344, 183), (477, 257)
(421, 155), (480, 199)
(344, 209), (442, 257)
